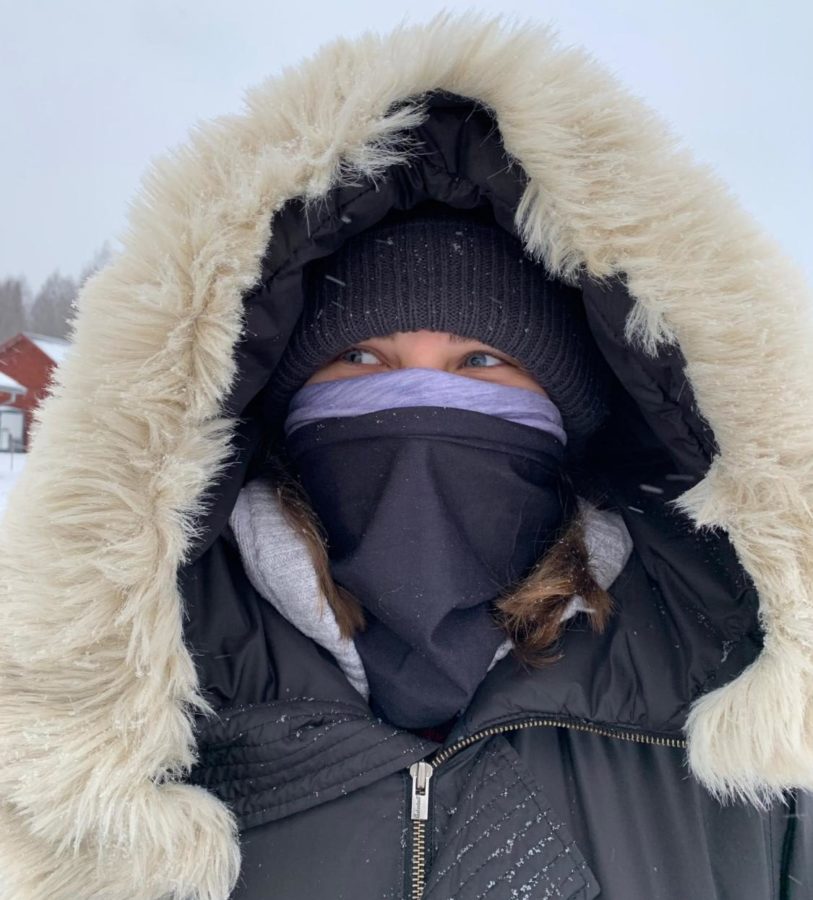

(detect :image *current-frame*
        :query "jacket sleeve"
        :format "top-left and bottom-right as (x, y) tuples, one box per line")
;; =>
(780, 789), (812, 898)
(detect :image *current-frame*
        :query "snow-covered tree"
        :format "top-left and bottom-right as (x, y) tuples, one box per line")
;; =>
(0, 278), (29, 344)
(78, 241), (115, 288)
(30, 271), (77, 340)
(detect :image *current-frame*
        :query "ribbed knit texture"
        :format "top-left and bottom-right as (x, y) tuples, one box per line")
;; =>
(265, 206), (611, 444)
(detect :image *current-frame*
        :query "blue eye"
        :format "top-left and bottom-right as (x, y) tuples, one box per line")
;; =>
(464, 352), (503, 368)
(340, 347), (380, 365)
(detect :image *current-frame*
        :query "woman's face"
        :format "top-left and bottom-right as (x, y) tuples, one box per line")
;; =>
(304, 330), (547, 395)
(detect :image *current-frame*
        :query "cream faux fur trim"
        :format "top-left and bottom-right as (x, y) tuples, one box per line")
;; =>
(1, 10), (812, 898)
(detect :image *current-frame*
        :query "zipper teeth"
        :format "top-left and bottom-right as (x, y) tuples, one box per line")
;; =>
(431, 718), (686, 766)
(409, 718), (685, 898)
(411, 819), (426, 900)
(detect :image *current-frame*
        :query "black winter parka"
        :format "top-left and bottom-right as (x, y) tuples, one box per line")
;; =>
(2, 14), (812, 900)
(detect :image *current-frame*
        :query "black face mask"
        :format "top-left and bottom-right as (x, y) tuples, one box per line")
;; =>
(286, 406), (571, 729)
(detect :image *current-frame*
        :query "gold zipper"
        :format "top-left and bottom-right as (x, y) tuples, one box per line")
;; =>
(408, 717), (686, 899)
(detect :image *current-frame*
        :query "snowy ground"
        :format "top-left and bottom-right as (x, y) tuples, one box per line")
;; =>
(0, 452), (27, 519)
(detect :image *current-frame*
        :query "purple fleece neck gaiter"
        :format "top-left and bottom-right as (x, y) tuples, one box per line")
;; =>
(284, 367), (567, 446)
(283, 369), (570, 730)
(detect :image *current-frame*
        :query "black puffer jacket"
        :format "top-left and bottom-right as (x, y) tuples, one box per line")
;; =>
(2, 14), (812, 900)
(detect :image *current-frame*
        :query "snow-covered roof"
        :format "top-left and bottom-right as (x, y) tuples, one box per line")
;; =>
(0, 371), (26, 396)
(23, 332), (71, 366)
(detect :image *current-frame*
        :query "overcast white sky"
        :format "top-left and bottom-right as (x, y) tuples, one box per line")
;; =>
(2, 1), (811, 295)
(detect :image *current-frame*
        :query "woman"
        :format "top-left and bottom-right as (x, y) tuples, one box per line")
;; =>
(230, 203), (625, 741)
(1, 13), (811, 900)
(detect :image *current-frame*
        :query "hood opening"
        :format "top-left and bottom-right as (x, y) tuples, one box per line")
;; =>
(184, 90), (716, 565)
(178, 89), (761, 753)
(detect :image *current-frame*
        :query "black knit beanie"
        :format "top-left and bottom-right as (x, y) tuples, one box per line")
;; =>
(266, 204), (611, 446)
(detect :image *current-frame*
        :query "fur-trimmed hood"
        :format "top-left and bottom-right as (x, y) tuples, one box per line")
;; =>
(2, 12), (812, 900)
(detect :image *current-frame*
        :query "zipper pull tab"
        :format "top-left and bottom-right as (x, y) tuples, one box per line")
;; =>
(409, 761), (433, 821)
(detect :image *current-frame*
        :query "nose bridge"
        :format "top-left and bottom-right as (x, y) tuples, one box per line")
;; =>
(396, 330), (455, 370)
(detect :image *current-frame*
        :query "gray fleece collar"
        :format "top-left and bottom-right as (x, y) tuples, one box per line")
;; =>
(229, 478), (634, 700)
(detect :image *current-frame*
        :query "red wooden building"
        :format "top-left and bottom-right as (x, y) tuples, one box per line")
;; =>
(0, 332), (71, 450)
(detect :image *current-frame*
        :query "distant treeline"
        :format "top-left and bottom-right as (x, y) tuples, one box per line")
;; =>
(0, 243), (113, 344)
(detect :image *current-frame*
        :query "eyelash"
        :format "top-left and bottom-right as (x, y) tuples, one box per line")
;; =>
(463, 351), (504, 368)
(339, 348), (381, 365)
